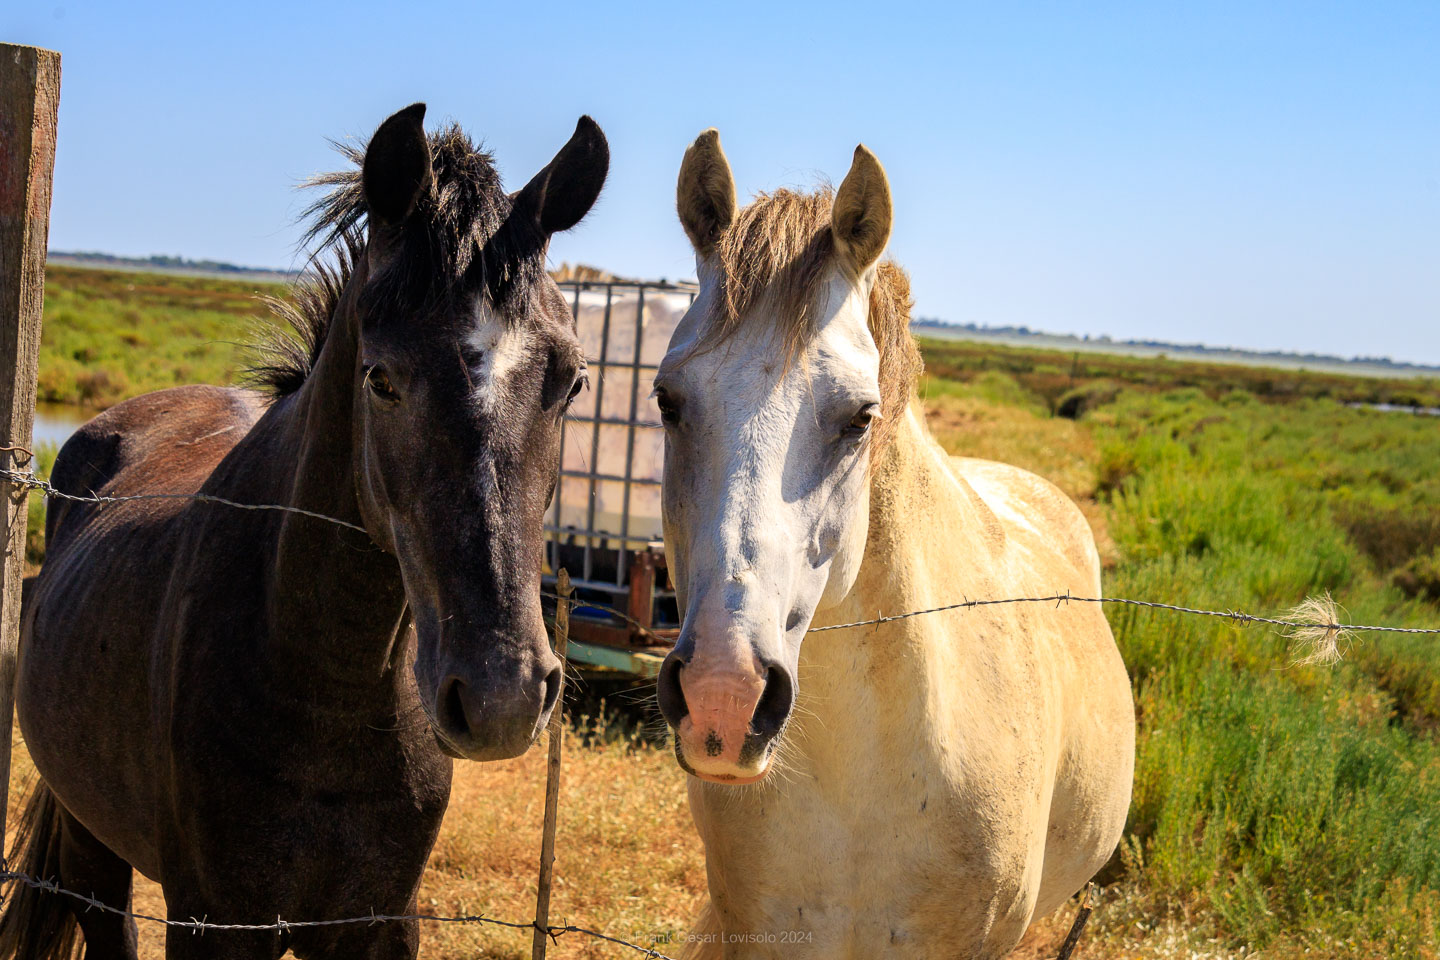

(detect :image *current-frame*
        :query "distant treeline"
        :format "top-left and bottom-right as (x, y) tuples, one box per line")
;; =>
(50, 250), (297, 280)
(913, 317), (1440, 375)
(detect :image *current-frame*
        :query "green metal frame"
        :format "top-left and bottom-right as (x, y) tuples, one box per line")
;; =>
(565, 639), (667, 677)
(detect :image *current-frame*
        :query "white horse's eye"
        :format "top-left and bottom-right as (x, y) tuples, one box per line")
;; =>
(843, 403), (880, 439)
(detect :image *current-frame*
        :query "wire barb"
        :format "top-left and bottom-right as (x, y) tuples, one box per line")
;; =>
(0, 467), (371, 535)
(807, 593), (1440, 641)
(0, 869), (679, 959)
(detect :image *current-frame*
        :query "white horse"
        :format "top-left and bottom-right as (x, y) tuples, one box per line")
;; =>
(654, 130), (1135, 958)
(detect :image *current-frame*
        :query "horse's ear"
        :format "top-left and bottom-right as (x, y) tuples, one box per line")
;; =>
(513, 116), (610, 236)
(676, 128), (736, 258)
(362, 103), (432, 229)
(831, 145), (892, 272)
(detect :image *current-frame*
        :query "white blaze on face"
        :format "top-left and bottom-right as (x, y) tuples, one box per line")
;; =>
(465, 307), (532, 417)
(658, 266), (883, 779)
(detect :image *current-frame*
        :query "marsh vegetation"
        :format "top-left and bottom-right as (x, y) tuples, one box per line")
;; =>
(11, 267), (1439, 957)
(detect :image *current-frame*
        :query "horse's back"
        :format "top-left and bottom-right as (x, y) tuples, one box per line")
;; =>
(45, 384), (266, 550)
(20, 384), (266, 880)
(947, 454), (1102, 594)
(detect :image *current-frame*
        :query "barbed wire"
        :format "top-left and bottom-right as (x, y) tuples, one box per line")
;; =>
(807, 592), (1440, 636)
(545, 586), (1440, 639)
(0, 869), (678, 958)
(1, 467), (370, 535)
(541, 589), (664, 641)
(9, 464), (1437, 642)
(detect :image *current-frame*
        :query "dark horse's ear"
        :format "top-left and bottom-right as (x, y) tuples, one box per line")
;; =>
(363, 103), (433, 229)
(512, 116), (609, 237)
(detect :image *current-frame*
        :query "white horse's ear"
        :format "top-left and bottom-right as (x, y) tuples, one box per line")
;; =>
(677, 128), (737, 258)
(832, 145), (892, 272)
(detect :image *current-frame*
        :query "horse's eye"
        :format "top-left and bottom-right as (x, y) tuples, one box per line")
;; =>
(842, 403), (880, 440)
(655, 387), (681, 427)
(364, 365), (400, 403)
(565, 373), (588, 407)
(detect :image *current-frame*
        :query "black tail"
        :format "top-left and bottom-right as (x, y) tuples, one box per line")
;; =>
(0, 782), (79, 960)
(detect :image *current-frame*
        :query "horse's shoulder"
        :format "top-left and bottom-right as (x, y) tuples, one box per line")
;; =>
(946, 455), (1101, 588)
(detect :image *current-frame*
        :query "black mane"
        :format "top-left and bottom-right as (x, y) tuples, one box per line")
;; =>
(248, 124), (543, 398)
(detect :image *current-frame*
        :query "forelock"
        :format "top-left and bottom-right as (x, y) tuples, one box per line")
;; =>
(301, 123), (545, 320)
(698, 186), (921, 453)
(708, 187), (836, 361)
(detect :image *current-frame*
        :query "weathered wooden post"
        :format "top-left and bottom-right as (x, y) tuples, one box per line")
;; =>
(532, 569), (572, 959)
(0, 42), (61, 851)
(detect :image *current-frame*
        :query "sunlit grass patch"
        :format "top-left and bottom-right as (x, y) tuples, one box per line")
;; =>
(38, 265), (282, 407)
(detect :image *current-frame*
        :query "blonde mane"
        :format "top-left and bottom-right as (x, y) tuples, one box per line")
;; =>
(705, 187), (922, 451)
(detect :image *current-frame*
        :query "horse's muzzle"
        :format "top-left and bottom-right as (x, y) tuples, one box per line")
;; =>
(424, 650), (562, 761)
(657, 642), (794, 783)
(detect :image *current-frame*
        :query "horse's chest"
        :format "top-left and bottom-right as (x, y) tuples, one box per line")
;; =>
(696, 762), (1044, 958)
(163, 723), (451, 913)
(161, 659), (452, 893)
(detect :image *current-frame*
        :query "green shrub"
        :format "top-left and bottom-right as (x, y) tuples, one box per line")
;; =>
(1091, 387), (1440, 950)
(1394, 547), (1440, 603)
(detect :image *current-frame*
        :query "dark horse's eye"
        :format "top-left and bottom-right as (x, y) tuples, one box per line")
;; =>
(564, 373), (588, 409)
(655, 387), (681, 427)
(364, 365), (400, 403)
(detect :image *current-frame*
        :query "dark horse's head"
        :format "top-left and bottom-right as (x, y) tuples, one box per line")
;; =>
(266, 104), (607, 760)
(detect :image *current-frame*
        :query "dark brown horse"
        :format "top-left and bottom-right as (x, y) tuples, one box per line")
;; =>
(0, 104), (608, 960)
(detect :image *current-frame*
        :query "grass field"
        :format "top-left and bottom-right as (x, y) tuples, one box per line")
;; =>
(9, 266), (1440, 957)
(34, 265), (282, 407)
(919, 340), (1440, 959)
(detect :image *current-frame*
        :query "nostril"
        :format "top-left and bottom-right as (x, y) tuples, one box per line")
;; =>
(749, 666), (794, 740)
(440, 677), (469, 738)
(540, 665), (563, 715)
(656, 656), (689, 726)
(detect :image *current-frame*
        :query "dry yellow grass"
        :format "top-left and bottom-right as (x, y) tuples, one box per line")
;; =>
(5, 721), (706, 959)
(0, 391), (1201, 960)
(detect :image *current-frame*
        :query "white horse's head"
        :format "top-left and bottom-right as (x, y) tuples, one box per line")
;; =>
(655, 130), (919, 782)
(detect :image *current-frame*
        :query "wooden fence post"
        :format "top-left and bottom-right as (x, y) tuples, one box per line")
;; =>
(0, 42), (61, 852)
(532, 569), (572, 959)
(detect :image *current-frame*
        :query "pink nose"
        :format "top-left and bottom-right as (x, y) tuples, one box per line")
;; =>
(658, 642), (795, 784)
(677, 666), (768, 781)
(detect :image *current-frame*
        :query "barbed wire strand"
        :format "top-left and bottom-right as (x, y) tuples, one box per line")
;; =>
(540, 590), (662, 641)
(546, 587), (1440, 639)
(9, 463), (1437, 641)
(807, 591), (1440, 636)
(1, 467), (369, 535)
(0, 870), (677, 958)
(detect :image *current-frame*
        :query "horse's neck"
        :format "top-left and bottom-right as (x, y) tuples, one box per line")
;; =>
(799, 405), (1002, 758)
(244, 284), (408, 694)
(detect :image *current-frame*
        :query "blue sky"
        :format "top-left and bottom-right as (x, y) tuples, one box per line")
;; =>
(10, 1), (1439, 363)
